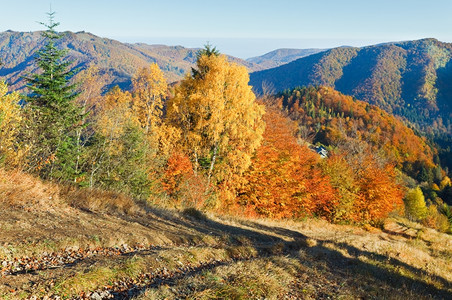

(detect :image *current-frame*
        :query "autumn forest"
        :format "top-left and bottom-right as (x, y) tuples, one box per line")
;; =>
(1, 14), (451, 229)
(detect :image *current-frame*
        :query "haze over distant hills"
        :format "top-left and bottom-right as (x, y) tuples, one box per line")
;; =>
(250, 38), (452, 135)
(0, 30), (265, 91)
(247, 48), (326, 69)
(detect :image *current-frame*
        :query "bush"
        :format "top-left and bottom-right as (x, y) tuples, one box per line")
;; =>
(181, 207), (207, 222)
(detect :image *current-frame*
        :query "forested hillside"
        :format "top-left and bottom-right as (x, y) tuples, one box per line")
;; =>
(239, 86), (450, 225)
(0, 30), (263, 92)
(278, 86), (436, 178)
(250, 39), (452, 136)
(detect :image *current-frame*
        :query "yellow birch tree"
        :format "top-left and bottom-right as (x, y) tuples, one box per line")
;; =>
(0, 81), (23, 167)
(167, 47), (265, 199)
(132, 63), (167, 134)
(88, 86), (152, 198)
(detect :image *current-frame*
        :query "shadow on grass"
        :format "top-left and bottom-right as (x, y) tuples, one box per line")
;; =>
(118, 206), (291, 247)
(109, 207), (451, 299)
(307, 244), (451, 298)
(5, 197), (448, 298)
(326, 241), (452, 295)
(112, 255), (258, 299)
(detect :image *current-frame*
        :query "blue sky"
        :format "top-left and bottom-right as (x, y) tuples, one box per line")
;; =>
(2, 0), (452, 58)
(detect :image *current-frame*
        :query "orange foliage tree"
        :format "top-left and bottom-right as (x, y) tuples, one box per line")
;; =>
(238, 107), (338, 220)
(322, 149), (404, 224)
(353, 158), (404, 223)
(161, 151), (210, 209)
(161, 151), (194, 199)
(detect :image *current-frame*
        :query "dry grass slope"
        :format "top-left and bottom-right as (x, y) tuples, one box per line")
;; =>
(0, 170), (451, 299)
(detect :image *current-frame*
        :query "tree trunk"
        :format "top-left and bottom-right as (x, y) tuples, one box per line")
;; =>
(194, 152), (199, 175)
(206, 143), (219, 190)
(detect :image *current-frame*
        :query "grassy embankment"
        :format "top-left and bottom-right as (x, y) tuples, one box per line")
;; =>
(0, 170), (451, 299)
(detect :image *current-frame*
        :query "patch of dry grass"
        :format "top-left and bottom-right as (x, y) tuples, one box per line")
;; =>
(0, 168), (61, 209)
(0, 168), (142, 216)
(50, 246), (259, 298)
(139, 256), (297, 300)
(52, 255), (147, 297)
(210, 214), (452, 296)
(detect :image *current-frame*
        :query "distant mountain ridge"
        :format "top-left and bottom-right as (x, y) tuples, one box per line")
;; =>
(0, 30), (264, 92)
(250, 38), (452, 135)
(246, 48), (326, 69)
(2, 31), (451, 136)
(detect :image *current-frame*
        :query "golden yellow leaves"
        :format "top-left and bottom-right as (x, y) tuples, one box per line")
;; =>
(96, 87), (137, 146)
(0, 81), (23, 166)
(167, 54), (265, 184)
(132, 63), (167, 134)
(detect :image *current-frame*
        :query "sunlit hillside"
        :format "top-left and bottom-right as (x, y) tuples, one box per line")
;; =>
(250, 39), (452, 136)
(0, 30), (263, 92)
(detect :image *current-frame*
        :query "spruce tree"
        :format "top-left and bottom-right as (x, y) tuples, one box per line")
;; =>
(24, 11), (82, 182)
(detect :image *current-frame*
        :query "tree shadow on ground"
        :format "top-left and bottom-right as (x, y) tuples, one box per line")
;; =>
(142, 209), (451, 299)
(103, 206), (452, 299)
(304, 240), (451, 299)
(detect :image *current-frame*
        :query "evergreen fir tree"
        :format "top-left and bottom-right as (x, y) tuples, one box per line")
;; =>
(24, 11), (82, 182)
(191, 43), (220, 79)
